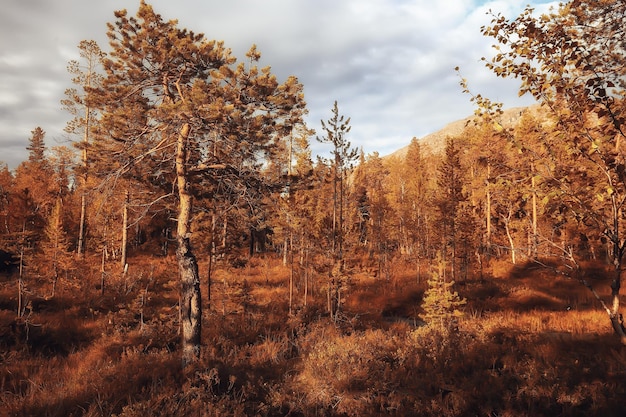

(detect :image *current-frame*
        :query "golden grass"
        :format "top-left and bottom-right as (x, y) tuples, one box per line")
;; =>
(2, 253), (626, 416)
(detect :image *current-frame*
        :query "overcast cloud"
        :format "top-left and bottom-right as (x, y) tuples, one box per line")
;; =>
(0, 0), (559, 170)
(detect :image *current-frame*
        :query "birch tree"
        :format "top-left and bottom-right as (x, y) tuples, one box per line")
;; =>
(482, 0), (626, 342)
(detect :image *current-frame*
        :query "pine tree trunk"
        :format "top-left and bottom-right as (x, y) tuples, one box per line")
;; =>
(289, 255), (294, 316)
(78, 194), (87, 257)
(176, 123), (202, 367)
(77, 80), (91, 258)
(222, 217), (227, 252)
(485, 163), (492, 254)
(304, 245), (309, 307)
(18, 222), (25, 318)
(101, 246), (106, 295)
(18, 249), (24, 318)
(121, 190), (129, 269)
(530, 163), (538, 259)
(207, 213), (216, 309)
(283, 238), (288, 266)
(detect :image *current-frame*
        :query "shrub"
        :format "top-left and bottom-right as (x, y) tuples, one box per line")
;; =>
(286, 324), (414, 416)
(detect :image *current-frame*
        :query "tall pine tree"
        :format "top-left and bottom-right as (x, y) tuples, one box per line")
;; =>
(90, 1), (306, 366)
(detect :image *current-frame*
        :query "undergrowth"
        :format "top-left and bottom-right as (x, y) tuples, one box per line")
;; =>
(1, 255), (625, 416)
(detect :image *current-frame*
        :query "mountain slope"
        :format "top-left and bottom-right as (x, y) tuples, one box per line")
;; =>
(385, 104), (540, 159)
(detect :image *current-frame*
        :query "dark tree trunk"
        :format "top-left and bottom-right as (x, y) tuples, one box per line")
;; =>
(177, 235), (202, 365)
(609, 267), (626, 344)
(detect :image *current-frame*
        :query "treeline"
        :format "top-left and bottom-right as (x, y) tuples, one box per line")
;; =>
(1, 0), (626, 356)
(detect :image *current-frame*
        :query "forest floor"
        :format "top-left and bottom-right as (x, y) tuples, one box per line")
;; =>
(1, 253), (626, 416)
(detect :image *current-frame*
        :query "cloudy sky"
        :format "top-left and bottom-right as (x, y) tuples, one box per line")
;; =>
(0, 0), (559, 170)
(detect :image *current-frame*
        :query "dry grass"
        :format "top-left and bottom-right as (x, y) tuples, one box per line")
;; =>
(1, 253), (626, 416)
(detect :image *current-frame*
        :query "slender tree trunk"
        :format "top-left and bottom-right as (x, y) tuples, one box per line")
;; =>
(304, 245), (309, 307)
(608, 197), (626, 343)
(18, 249), (24, 318)
(609, 265), (626, 344)
(416, 208), (422, 283)
(416, 255), (421, 284)
(18, 222), (25, 318)
(530, 162), (538, 259)
(451, 229), (457, 282)
(332, 162), (338, 255)
(78, 194), (87, 257)
(52, 199), (61, 293)
(176, 123), (202, 367)
(284, 134), (293, 267)
(101, 246), (106, 295)
(289, 247), (294, 316)
(77, 80), (91, 257)
(222, 217), (227, 252)
(207, 213), (216, 310)
(207, 250), (212, 309)
(504, 210), (516, 265)
(121, 189), (129, 269)
(338, 168), (344, 262)
(283, 238), (289, 266)
(485, 162), (492, 255)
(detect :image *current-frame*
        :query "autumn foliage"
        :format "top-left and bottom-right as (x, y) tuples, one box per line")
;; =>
(2, 1), (626, 416)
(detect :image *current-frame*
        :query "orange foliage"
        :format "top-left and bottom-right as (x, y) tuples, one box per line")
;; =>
(1, 252), (625, 416)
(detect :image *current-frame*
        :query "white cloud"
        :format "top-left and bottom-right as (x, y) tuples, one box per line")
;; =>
(0, 0), (558, 169)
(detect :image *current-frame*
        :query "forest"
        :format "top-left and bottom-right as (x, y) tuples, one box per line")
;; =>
(1, 0), (626, 416)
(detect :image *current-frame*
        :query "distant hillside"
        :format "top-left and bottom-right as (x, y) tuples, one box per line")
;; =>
(385, 104), (541, 159)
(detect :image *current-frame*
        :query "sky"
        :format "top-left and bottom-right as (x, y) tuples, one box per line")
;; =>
(0, 0), (559, 171)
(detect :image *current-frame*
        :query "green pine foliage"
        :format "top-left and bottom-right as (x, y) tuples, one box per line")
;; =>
(420, 271), (466, 327)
